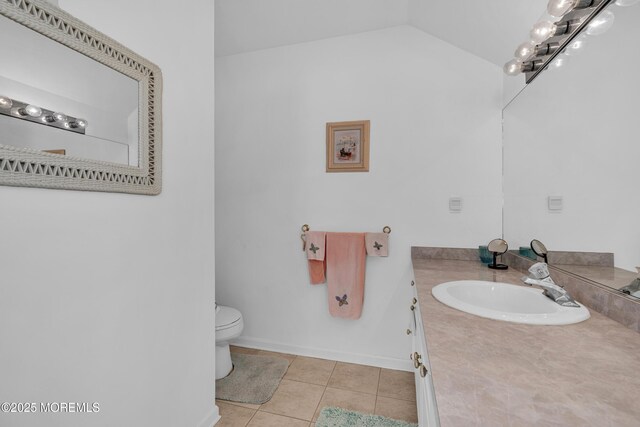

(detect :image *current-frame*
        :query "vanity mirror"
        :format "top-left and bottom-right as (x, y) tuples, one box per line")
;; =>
(503, 1), (639, 298)
(0, 0), (162, 194)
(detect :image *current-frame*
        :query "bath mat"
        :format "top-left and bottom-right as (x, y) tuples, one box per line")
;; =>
(215, 353), (289, 404)
(316, 407), (418, 427)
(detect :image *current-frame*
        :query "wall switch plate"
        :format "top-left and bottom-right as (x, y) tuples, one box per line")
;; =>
(548, 196), (563, 212)
(449, 197), (463, 213)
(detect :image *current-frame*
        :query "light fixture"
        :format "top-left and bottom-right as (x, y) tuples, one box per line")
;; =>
(547, 0), (595, 18)
(504, 0), (617, 83)
(0, 96), (87, 134)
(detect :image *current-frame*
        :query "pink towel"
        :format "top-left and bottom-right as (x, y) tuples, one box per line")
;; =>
(365, 233), (388, 257)
(305, 231), (326, 284)
(326, 232), (366, 319)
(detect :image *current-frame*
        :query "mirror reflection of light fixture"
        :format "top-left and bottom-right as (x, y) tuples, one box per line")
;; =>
(0, 96), (87, 135)
(504, 0), (628, 83)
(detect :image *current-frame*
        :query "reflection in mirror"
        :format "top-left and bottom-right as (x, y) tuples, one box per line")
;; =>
(487, 238), (509, 270)
(0, 14), (139, 166)
(503, 2), (640, 298)
(530, 239), (548, 264)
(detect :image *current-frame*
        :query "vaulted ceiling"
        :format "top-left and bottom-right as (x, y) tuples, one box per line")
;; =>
(215, 0), (548, 67)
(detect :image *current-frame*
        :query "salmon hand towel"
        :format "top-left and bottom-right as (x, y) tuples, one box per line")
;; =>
(305, 231), (326, 284)
(326, 232), (366, 319)
(365, 233), (388, 257)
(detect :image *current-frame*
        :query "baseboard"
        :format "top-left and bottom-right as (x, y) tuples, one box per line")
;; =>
(233, 336), (413, 372)
(198, 404), (220, 427)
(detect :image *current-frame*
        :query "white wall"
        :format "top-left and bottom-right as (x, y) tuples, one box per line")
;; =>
(503, 3), (640, 271)
(0, 1), (217, 427)
(216, 26), (503, 369)
(215, 0), (408, 57)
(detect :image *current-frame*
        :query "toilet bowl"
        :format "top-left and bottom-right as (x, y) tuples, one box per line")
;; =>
(215, 304), (244, 379)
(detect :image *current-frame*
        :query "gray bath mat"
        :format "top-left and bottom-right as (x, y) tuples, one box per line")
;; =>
(316, 407), (418, 427)
(215, 353), (289, 404)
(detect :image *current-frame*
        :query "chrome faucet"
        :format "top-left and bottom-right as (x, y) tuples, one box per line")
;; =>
(521, 262), (580, 308)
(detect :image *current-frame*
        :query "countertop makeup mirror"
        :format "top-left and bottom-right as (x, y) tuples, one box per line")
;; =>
(530, 239), (548, 264)
(0, 0), (162, 194)
(487, 239), (509, 270)
(503, 1), (639, 299)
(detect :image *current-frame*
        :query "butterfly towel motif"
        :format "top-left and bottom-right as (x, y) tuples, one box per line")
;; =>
(373, 241), (383, 250)
(309, 243), (320, 254)
(336, 294), (348, 307)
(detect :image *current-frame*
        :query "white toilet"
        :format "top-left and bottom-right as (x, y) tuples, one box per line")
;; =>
(215, 303), (244, 380)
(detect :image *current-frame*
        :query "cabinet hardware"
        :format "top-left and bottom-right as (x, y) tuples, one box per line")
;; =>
(406, 329), (412, 335)
(410, 305), (415, 311)
(412, 297), (417, 305)
(419, 365), (428, 377)
(411, 280), (415, 286)
(413, 352), (422, 369)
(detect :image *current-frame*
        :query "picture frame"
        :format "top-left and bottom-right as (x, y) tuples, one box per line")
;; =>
(326, 120), (370, 173)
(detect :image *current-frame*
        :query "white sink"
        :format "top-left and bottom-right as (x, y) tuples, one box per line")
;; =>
(432, 280), (590, 325)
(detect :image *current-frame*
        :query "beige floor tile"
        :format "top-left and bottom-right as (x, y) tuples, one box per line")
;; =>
(223, 400), (261, 411)
(374, 395), (418, 424)
(312, 387), (377, 421)
(284, 356), (336, 386)
(255, 349), (297, 364)
(247, 411), (309, 427)
(327, 362), (380, 395)
(229, 345), (260, 355)
(259, 379), (325, 421)
(377, 368), (416, 402)
(216, 400), (257, 427)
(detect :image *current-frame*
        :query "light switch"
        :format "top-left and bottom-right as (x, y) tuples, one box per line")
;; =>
(449, 197), (463, 213)
(548, 196), (563, 212)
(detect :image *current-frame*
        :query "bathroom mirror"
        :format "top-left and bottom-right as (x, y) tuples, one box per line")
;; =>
(0, 0), (162, 194)
(503, 1), (639, 298)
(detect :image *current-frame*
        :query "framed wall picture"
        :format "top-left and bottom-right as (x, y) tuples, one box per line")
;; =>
(326, 120), (370, 172)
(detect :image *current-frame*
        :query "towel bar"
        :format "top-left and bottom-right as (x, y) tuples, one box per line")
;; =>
(301, 224), (391, 234)
(301, 224), (391, 251)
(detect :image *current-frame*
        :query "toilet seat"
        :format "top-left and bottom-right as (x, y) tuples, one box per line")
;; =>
(216, 305), (242, 331)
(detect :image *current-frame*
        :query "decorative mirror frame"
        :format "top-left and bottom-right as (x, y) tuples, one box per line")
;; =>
(0, 0), (162, 195)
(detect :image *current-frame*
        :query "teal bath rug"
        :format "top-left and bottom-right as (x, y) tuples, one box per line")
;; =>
(316, 407), (418, 427)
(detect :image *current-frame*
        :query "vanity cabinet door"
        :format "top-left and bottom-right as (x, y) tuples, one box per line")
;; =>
(410, 282), (440, 427)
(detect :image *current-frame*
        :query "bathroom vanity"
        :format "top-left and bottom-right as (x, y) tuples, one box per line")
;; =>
(409, 250), (640, 427)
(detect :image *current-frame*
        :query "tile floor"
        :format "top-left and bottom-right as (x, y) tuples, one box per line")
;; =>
(215, 346), (418, 427)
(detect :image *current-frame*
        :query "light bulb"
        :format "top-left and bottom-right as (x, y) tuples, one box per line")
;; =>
(68, 119), (88, 129)
(515, 41), (536, 60)
(564, 35), (587, 56)
(52, 112), (67, 122)
(615, 0), (640, 6)
(531, 21), (557, 43)
(24, 105), (42, 117)
(586, 10), (615, 36)
(0, 95), (12, 109)
(503, 59), (523, 76)
(547, 0), (577, 17)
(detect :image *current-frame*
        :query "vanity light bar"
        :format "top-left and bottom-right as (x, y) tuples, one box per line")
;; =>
(504, 0), (617, 84)
(0, 95), (87, 135)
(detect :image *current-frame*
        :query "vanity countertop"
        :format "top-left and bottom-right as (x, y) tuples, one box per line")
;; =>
(412, 257), (640, 427)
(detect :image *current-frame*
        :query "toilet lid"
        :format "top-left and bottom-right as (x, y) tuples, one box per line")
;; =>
(216, 306), (242, 329)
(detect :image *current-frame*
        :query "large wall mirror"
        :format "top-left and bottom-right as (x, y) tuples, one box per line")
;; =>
(503, 2), (639, 299)
(0, 0), (162, 194)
